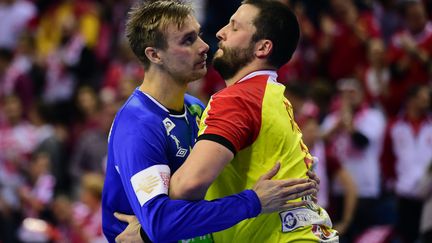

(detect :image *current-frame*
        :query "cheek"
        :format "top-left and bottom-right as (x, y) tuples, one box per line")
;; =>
(169, 48), (194, 64)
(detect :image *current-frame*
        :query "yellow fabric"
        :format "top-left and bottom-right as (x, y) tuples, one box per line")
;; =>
(200, 81), (334, 242)
(36, 2), (100, 57)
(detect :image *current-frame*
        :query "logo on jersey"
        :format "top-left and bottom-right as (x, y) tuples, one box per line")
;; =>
(163, 118), (176, 135)
(170, 135), (181, 148)
(170, 134), (188, 157)
(131, 165), (171, 206)
(279, 207), (333, 233)
(283, 212), (297, 229)
(176, 148), (188, 157)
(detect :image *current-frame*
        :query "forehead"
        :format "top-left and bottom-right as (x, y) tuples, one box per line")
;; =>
(164, 15), (200, 41)
(230, 4), (259, 28)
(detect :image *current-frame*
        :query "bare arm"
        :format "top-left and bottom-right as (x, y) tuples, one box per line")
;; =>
(334, 168), (357, 235)
(170, 140), (234, 200)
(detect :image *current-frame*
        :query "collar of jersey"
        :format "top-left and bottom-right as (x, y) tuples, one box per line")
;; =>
(137, 89), (187, 118)
(236, 70), (278, 84)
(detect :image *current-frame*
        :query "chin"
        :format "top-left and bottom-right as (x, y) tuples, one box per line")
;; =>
(189, 69), (207, 82)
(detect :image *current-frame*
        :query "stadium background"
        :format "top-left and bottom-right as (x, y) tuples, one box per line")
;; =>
(0, 0), (431, 242)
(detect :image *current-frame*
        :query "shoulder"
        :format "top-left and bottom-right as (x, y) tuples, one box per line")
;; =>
(184, 94), (205, 117)
(112, 96), (165, 140)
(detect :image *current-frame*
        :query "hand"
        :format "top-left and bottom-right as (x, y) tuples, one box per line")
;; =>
(307, 170), (320, 203)
(253, 162), (318, 214)
(114, 212), (144, 243)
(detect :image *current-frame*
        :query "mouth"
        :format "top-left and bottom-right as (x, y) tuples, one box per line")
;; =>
(195, 54), (207, 67)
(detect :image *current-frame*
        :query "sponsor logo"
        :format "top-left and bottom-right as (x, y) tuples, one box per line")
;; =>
(131, 165), (171, 206)
(170, 135), (181, 149)
(176, 148), (188, 157)
(283, 212), (297, 229)
(163, 118), (176, 135)
(279, 207), (333, 233)
(134, 175), (159, 194)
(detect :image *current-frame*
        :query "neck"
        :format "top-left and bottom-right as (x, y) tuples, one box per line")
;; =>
(225, 61), (276, 86)
(139, 67), (188, 111)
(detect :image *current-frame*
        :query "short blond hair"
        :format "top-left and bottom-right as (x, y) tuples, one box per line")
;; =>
(125, 1), (193, 69)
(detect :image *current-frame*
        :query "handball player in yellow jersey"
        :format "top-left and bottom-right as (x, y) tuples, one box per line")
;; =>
(169, 0), (338, 242)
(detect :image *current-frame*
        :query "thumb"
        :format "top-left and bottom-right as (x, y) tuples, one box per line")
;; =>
(114, 212), (133, 223)
(259, 162), (281, 181)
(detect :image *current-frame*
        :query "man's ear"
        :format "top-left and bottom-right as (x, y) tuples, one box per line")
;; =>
(255, 39), (273, 58)
(144, 47), (163, 65)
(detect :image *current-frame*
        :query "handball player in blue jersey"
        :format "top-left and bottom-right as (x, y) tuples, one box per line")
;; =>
(101, 1), (318, 242)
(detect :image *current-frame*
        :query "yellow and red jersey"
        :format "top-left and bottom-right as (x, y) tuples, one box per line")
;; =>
(198, 70), (337, 242)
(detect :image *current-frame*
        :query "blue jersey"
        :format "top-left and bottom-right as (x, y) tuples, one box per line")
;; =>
(102, 89), (261, 243)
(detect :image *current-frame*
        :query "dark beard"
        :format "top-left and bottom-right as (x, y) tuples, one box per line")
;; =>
(212, 44), (255, 80)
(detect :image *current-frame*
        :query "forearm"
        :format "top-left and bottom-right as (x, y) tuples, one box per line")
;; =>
(137, 191), (260, 242)
(337, 170), (357, 225)
(169, 176), (209, 200)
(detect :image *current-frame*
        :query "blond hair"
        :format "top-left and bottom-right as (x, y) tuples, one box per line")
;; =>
(125, 1), (193, 69)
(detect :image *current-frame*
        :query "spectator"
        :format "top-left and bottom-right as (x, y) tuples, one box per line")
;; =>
(360, 38), (390, 110)
(318, 0), (381, 81)
(380, 84), (432, 242)
(0, 0), (36, 50)
(321, 78), (386, 241)
(386, 0), (432, 116)
(419, 162), (432, 243)
(298, 104), (358, 238)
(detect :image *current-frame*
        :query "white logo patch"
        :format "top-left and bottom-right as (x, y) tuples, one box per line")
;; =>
(163, 118), (176, 135)
(130, 165), (171, 206)
(279, 207), (332, 233)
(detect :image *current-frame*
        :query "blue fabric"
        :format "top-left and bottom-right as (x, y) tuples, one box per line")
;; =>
(102, 89), (261, 243)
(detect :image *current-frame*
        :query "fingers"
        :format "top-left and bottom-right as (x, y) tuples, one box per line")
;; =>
(114, 212), (134, 223)
(307, 170), (320, 185)
(277, 178), (310, 187)
(281, 188), (317, 202)
(279, 201), (309, 211)
(259, 162), (281, 181)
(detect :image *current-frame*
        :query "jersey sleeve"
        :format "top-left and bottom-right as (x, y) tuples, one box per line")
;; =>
(198, 94), (261, 153)
(142, 190), (260, 242)
(113, 117), (261, 242)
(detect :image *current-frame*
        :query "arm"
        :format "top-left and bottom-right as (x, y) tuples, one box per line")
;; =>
(116, 121), (315, 242)
(121, 164), (315, 242)
(116, 163), (317, 242)
(114, 122), (261, 242)
(170, 139), (233, 200)
(333, 168), (357, 235)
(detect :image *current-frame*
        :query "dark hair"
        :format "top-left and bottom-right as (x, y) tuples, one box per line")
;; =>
(125, 0), (192, 69)
(0, 48), (13, 62)
(242, 0), (300, 68)
(405, 84), (428, 102)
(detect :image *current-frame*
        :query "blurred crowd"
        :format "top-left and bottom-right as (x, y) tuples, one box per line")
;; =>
(0, 0), (431, 242)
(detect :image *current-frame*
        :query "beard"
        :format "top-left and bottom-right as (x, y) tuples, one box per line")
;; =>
(212, 43), (255, 80)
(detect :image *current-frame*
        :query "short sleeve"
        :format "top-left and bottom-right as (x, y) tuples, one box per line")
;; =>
(198, 94), (261, 153)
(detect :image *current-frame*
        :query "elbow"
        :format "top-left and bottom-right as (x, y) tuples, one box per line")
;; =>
(143, 214), (176, 242)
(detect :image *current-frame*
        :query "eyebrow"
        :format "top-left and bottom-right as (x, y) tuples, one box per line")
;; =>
(180, 28), (200, 42)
